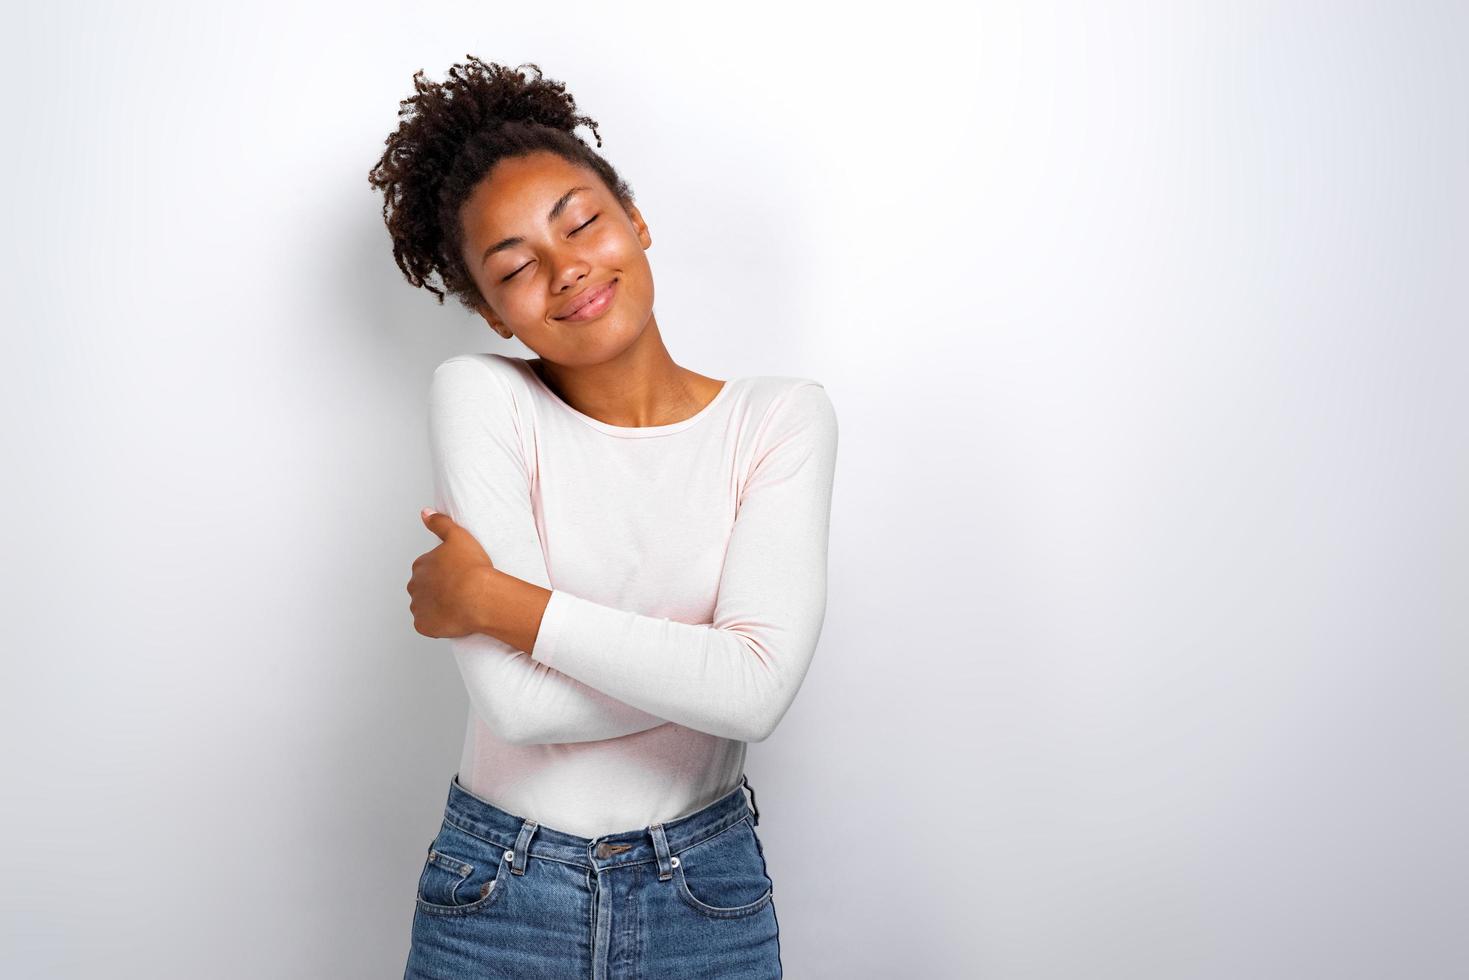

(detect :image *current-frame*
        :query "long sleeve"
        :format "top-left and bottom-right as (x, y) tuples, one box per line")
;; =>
(528, 381), (838, 744)
(428, 354), (669, 746)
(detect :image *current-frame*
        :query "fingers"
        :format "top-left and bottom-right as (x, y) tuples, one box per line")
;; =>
(422, 507), (457, 543)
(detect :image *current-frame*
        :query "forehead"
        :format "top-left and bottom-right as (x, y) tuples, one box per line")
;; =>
(460, 152), (600, 239)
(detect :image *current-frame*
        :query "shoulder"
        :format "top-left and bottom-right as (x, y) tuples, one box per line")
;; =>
(752, 376), (836, 424)
(431, 352), (530, 392)
(429, 353), (542, 415)
(739, 375), (832, 410)
(427, 353), (540, 442)
(742, 376), (838, 451)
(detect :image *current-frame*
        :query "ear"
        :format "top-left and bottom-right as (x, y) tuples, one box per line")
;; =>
(624, 201), (652, 250)
(472, 298), (514, 340)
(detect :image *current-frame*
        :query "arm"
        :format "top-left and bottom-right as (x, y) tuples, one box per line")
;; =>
(428, 354), (670, 746)
(497, 381), (839, 744)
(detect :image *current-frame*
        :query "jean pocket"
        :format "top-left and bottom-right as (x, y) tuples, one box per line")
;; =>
(672, 815), (774, 919)
(415, 822), (508, 917)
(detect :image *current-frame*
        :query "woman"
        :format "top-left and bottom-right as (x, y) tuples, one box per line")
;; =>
(368, 58), (838, 979)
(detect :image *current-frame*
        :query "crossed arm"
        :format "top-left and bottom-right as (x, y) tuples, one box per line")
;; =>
(428, 355), (668, 746)
(428, 354), (838, 747)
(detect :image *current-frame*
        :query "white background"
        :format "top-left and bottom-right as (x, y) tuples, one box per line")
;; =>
(3, 2), (1466, 977)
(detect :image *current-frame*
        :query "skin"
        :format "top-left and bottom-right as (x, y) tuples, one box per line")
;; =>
(407, 150), (727, 652)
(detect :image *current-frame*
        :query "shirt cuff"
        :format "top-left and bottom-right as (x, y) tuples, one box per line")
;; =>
(530, 589), (571, 668)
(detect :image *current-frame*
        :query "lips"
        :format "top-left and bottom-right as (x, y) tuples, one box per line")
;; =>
(553, 279), (617, 322)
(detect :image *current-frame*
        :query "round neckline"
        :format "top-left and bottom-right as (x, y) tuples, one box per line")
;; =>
(514, 359), (736, 439)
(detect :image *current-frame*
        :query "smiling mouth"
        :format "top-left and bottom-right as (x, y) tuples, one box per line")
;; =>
(554, 279), (618, 322)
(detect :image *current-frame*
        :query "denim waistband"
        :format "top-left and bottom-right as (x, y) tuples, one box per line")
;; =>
(441, 772), (760, 873)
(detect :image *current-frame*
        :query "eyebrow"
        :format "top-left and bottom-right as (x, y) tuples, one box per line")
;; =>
(479, 185), (592, 267)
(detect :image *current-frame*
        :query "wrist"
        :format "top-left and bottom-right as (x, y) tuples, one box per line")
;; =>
(470, 566), (553, 655)
(468, 566), (509, 637)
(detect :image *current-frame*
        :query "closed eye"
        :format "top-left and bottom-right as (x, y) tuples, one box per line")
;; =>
(500, 215), (600, 283)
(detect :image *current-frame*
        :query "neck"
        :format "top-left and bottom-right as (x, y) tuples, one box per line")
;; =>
(532, 318), (723, 428)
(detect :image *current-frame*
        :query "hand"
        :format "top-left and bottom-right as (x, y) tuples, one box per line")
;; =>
(407, 508), (496, 638)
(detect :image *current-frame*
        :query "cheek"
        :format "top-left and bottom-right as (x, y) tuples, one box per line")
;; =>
(609, 239), (653, 288)
(598, 220), (647, 261)
(491, 287), (544, 327)
(594, 236), (637, 269)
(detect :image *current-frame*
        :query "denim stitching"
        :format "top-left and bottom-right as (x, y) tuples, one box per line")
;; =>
(414, 852), (509, 918)
(440, 801), (752, 872)
(671, 815), (772, 919)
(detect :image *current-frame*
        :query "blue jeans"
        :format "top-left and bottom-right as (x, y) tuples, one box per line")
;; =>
(403, 772), (782, 979)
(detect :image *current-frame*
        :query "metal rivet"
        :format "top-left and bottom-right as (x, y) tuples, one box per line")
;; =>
(504, 849), (515, 862)
(428, 850), (437, 860)
(460, 864), (471, 875)
(670, 856), (680, 868)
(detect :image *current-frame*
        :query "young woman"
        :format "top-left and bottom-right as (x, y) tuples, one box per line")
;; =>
(369, 58), (838, 979)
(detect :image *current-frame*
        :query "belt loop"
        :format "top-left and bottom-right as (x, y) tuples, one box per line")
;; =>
(511, 818), (538, 875)
(649, 822), (674, 881)
(741, 773), (761, 826)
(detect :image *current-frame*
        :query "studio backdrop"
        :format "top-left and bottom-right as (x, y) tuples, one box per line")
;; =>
(3, 2), (1466, 978)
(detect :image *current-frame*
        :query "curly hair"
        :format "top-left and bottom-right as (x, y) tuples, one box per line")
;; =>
(367, 58), (636, 314)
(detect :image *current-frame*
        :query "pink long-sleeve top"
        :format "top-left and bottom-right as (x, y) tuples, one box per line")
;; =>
(427, 352), (838, 838)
